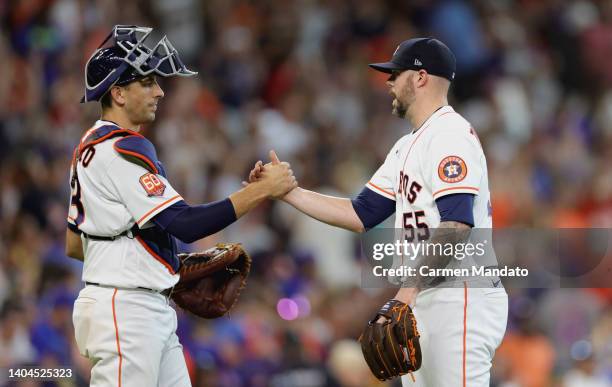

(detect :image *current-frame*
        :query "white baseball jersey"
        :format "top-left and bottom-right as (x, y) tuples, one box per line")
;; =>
(366, 105), (491, 230)
(364, 105), (507, 387)
(67, 120), (182, 290)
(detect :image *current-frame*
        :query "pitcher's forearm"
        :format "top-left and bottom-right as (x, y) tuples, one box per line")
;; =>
(394, 287), (419, 306)
(283, 187), (365, 232)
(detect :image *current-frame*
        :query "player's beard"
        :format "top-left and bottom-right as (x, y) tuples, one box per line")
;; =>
(392, 80), (416, 119)
(392, 98), (408, 119)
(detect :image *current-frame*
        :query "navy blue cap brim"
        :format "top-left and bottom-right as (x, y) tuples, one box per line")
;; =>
(368, 61), (406, 74)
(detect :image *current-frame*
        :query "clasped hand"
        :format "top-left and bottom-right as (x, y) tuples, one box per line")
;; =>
(243, 150), (297, 199)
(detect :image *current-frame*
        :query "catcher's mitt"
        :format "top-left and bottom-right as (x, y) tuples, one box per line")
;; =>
(171, 243), (251, 319)
(359, 299), (422, 381)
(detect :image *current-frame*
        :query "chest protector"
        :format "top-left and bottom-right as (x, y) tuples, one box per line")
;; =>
(73, 124), (179, 273)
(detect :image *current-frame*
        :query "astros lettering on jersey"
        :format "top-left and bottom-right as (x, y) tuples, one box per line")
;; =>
(363, 105), (507, 387)
(367, 105), (491, 230)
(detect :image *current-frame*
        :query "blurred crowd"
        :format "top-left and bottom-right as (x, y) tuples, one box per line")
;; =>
(1, 0), (611, 386)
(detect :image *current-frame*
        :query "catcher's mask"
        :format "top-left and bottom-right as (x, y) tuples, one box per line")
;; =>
(81, 25), (197, 103)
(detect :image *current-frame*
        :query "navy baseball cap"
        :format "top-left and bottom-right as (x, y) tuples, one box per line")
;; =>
(369, 38), (456, 81)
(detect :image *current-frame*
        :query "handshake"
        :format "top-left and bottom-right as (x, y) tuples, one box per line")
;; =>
(242, 150), (297, 199)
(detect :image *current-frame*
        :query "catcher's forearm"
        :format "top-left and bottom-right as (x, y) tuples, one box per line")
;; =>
(65, 228), (84, 261)
(152, 199), (237, 243)
(282, 187), (365, 232)
(229, 182), (270, 218)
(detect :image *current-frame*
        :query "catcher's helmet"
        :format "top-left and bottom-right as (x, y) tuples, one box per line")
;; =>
(82, 25), (197, 103)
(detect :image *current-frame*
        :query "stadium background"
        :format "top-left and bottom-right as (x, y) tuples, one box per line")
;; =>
(1, 0), (611, 386)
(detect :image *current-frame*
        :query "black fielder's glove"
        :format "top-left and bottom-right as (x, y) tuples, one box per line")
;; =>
(359, 299), (422, 381)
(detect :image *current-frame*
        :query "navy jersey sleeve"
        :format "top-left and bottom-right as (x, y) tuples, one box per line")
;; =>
(152, 199), (237, 243)
(435, 193), (475, 227)
(351, 187), (396, 230)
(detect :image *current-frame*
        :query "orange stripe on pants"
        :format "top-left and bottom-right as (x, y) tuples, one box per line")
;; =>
(462, 282), (468, 387)
(112, 289), (123, 387)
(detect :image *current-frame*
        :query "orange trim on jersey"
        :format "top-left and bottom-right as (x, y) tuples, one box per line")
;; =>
(367, 181), (395, 198)
(136, 195), (181, 225)
(462, 282), (468, 387)
(71, 146), (78, 166)
(432, 186), (479, 197)
(79, 129), (143, 154)
(113, 138), (159, 174)
(80, 125), (142, 144)
(82, 126), (97, 140)
(112, 288), (123, 387)
(135, 236), (175, 274)
(68, 146), (79, 225)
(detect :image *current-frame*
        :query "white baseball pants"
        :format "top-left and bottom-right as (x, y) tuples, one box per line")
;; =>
(72, 285), (191, 387)
(402, 285), (508, 387)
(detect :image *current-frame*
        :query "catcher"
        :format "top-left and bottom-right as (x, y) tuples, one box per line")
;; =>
(65, 25), (296, 387)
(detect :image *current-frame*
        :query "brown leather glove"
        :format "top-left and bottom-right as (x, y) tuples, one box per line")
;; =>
(171, 243), (251, 319)
(359, 299), (422, 381)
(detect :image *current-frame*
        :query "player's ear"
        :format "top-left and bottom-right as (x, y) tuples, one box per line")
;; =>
(416, 70), (428, 88)
(109, 86), (126, 107)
